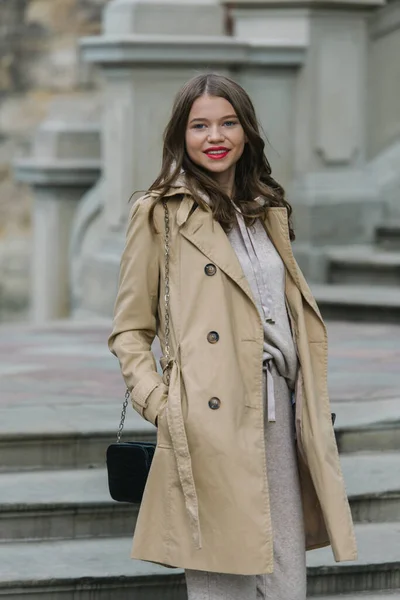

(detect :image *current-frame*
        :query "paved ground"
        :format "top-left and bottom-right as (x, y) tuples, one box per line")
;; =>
(0, 319), (399, 410)
(0, 523), (399, 581)
(326, 321), (400, 403)
(0, 318), (399, 405)
(0, 319), (399, 598)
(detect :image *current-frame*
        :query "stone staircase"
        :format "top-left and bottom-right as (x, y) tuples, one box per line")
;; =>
(1, 401), (400, 598)
(311, 222), (400, 322)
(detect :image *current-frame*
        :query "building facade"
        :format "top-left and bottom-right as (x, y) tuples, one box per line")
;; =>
(7, 0), (400, 322)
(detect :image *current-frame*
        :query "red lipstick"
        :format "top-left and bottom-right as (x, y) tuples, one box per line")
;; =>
(204, 146), (230, 160)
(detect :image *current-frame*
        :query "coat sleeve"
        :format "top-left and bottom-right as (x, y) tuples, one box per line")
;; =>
(108, 197), (167, 427)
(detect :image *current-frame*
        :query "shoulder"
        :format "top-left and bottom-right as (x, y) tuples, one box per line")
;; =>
(128, 191), (185, 233)
(128, 193), (155, 218)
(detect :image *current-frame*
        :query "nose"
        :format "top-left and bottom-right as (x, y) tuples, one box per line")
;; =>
(207, 124), (225, 143)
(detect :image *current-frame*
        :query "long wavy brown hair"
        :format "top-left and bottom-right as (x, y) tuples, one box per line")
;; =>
(147, 72), (295, 240)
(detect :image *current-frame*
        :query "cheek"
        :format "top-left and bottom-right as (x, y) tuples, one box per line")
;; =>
(185, 131), (194, 155)
(232, 135), (246, 159)
(235, 131), (246, 150)
(185, 131), (203, 159)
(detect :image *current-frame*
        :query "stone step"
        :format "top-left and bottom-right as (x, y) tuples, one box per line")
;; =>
(306, 522), (400, 595)
(0, 403), (156, 472)
(0, 468), (138, 541)
(341, 452), (400, 523)
(0, 538), (185, 600)
(1, 397), (399, 471)
(337, 422), (400, 453)
(0, 523), (398, 598)
(311, 283), (400, 323)
(331, 398), (400, 453)
(0, 428), (156, 472)
(376, 222), (400, 251)
(327, 245), (400, 286)
(1, 451), (399, 542)
(312, 593), (400, 599)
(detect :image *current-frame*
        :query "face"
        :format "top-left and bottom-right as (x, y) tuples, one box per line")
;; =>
(185, 94), (247, 186)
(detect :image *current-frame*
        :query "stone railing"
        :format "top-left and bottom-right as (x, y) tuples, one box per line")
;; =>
(14, 120), (101, 322)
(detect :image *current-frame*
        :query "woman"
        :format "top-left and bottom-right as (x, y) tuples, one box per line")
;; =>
(108, 73), (357, 600)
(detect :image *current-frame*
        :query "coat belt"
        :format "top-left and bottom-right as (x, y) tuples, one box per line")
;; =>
(162, 345), (202, 550)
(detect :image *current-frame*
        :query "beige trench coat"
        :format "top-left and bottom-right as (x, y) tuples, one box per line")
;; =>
(108, 186), (358, 575)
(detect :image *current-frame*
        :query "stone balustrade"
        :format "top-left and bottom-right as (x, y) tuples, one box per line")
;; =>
(14, 120), (101, 322)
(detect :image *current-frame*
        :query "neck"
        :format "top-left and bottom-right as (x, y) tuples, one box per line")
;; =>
(209, 166), (235, 199)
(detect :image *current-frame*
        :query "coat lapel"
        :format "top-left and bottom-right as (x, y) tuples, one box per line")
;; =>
(176, 194), (323, 324)
(177, 196), (259, 313)
(262, 209), (324, 323)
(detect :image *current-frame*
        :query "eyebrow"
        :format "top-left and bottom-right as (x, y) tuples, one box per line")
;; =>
(189, 114), (238, 124)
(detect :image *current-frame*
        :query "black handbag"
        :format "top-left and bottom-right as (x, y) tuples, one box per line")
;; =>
(106, 387), (157, 503)
(106, 200), (172, 504)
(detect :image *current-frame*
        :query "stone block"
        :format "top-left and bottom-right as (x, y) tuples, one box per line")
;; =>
(370, 138), (400, 221)
(24, 36), (79, 92)
(289, 171), (382, 246)
(0, 0), (27, 93)
(33, 123), (101, 161)
(0, 93), (53, 137)
(79, 238), (122, 318)
(231, 6), (311, 46)
(368, 2), (400, 158)
(26, 0), (106, 36)
(103, 0), (224, 36)
(0, 234), (31, 322)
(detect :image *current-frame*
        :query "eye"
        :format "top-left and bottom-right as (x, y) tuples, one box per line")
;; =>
(192, 123), (206, 130)
(224, 120), (238, 127)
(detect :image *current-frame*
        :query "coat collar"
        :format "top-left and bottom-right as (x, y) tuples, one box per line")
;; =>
(173, 192), (323, 324)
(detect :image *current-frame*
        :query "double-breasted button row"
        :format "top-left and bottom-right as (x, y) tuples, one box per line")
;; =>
(208, 397), (221, 410)
(207, 331), (219, 344)
(205, 264), (219, 410)
(204, 263), (217, 276)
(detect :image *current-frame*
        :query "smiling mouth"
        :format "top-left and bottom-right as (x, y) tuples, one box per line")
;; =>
(204, 149), (230, 160)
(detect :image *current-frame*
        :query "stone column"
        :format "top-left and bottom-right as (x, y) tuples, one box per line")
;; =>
(14, 122), (101, 322)
(227, 0), (384, 280)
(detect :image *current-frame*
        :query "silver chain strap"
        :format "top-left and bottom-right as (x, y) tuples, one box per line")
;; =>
(163, 199), (171, 384)
(116, 388), (130, 443)
(116, 199), (171, 441)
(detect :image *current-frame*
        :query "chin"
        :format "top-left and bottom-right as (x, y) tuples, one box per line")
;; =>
(201, 161), (234, 173)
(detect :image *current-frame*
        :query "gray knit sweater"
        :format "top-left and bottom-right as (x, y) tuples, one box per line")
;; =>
(226, 207), (298, 417)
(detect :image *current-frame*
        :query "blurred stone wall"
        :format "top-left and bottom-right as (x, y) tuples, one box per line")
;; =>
(0, 0), (107, 322)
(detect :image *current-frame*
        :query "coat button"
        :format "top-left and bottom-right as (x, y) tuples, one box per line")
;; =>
(207, 331), (219, 344)
(204, 263), (217, 276)
(208, 397), (221, 410)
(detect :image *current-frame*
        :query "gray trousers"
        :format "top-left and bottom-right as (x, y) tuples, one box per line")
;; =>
(185, 364), (307, 600)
